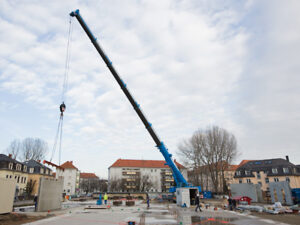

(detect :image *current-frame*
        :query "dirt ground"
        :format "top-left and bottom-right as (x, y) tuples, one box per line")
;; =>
(0, 213), (51, 225)
(251, 211), (300, 225)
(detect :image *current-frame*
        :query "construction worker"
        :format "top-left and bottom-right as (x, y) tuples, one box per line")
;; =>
(195, 193), (202, 212)
(104, 193), (108, 205)
(146, 194), (150, 209)
(34, 194), (38, 211)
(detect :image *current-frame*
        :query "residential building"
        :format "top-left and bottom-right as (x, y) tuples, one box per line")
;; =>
(55, 161), (80, 195)
(79, 173), (99, 193)
(0, 154), (28, 196)
(108, 159), (187, 192)
(234, 156), (300, 191)
(23, 159), (53, 195)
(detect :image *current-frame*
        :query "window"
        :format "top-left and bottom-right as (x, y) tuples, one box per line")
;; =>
(257, 172), (261, 179)
(6, 175), (8, 178)
(274, 178), (279, 182)
(245, 171), (251, 176)
(272, 168), (278, 174)
(16, 164), (21, 171)
(258, 181), (262, 186)
(24, 177), (26, 183)
(236, 171), (241, 176)
(286, 177), (290, 183)
(30, 168), (34, 173)
(8, 163), (13, 170)
(23, 166), (27, 172)
(239, 179), (242, 184)
(17, 176), (20, 183)
(246, 179), (251, 183)
(283, 168), (289, 173)
(40, 168), (44, 174)
(21, 177), (23, 183)
(265, 178), (269, 183)
(10, 175), (12, 178)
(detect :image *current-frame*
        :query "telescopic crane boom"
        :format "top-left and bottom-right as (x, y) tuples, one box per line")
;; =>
(70, 9), (189, 188)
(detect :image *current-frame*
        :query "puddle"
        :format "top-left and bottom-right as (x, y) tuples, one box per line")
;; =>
(190, 216), (237, 225)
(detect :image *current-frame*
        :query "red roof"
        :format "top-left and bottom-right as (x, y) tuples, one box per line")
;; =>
(238, 160), (252, 167)
(80, 173), (99, 179)
(60, 161), (78, 170)
(110, 159), (185, 169)
(227, 165), (239, 171)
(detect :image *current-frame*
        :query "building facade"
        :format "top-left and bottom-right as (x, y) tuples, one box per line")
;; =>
(79, 173), (99, 193)
(108, 159), (187, 192)
(55, 161), (80, 195)
(234, 157), (300, 191)
(0, 154), (28, 196)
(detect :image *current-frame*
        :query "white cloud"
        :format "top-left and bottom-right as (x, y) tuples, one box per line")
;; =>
(1, 0), (299, 177)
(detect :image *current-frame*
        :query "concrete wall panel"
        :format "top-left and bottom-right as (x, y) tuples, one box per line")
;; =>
(0, 178), (16, 214)
(37, 177), (63, 212)
(269, 181), (293, 205)
(230, 183), (261, 202)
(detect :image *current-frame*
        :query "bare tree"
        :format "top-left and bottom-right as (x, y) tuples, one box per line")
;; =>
(21, 138), (48, 161)
(140, 175), (153, 192)
(6, 139), (22, 159)
(99, 179), (108, 192)
(178, 126), (238, 193)
(6, 138), (48, 161)
(109, 178), (125, 192)
(25, 179), (36, 196)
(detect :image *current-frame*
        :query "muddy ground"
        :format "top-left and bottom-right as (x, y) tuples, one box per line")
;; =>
(251, 211), (300, 225)
(0, 213), (51, 225)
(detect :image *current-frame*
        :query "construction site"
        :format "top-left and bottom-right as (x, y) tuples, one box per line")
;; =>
(1, 1), (300, 225)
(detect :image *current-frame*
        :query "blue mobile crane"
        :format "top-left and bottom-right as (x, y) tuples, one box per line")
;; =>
(70, 10), (198, 194)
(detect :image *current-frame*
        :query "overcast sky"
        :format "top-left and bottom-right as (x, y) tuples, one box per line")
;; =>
(0, 0), (299, 178)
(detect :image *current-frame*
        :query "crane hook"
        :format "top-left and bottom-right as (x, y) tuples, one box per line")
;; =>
(60, 102), (66, 115)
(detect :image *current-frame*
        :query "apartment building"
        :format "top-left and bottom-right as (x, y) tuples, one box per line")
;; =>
(79, 173), (99, 193)
(0, 154), (28, 196)
(55, 161), (80, 195)
(108, 159), (187, 192)
(23, 159), (53, 195)
(234, 156), (300, 191)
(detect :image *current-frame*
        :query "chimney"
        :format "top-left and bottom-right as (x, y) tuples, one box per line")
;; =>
(8, 154), (12, 158)
(286, 155), (289, 162)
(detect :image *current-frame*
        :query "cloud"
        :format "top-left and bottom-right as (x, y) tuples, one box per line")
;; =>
(1, 0), (299, 178)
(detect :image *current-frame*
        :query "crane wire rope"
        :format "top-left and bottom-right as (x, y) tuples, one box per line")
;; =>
(50, 17), (73, 165)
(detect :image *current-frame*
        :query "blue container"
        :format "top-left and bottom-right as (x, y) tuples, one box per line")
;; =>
(203, 191), (212, 199)
(96, 194), (102, 205)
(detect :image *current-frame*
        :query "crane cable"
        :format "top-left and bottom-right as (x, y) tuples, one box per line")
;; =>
(50, 17), (73, 165)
